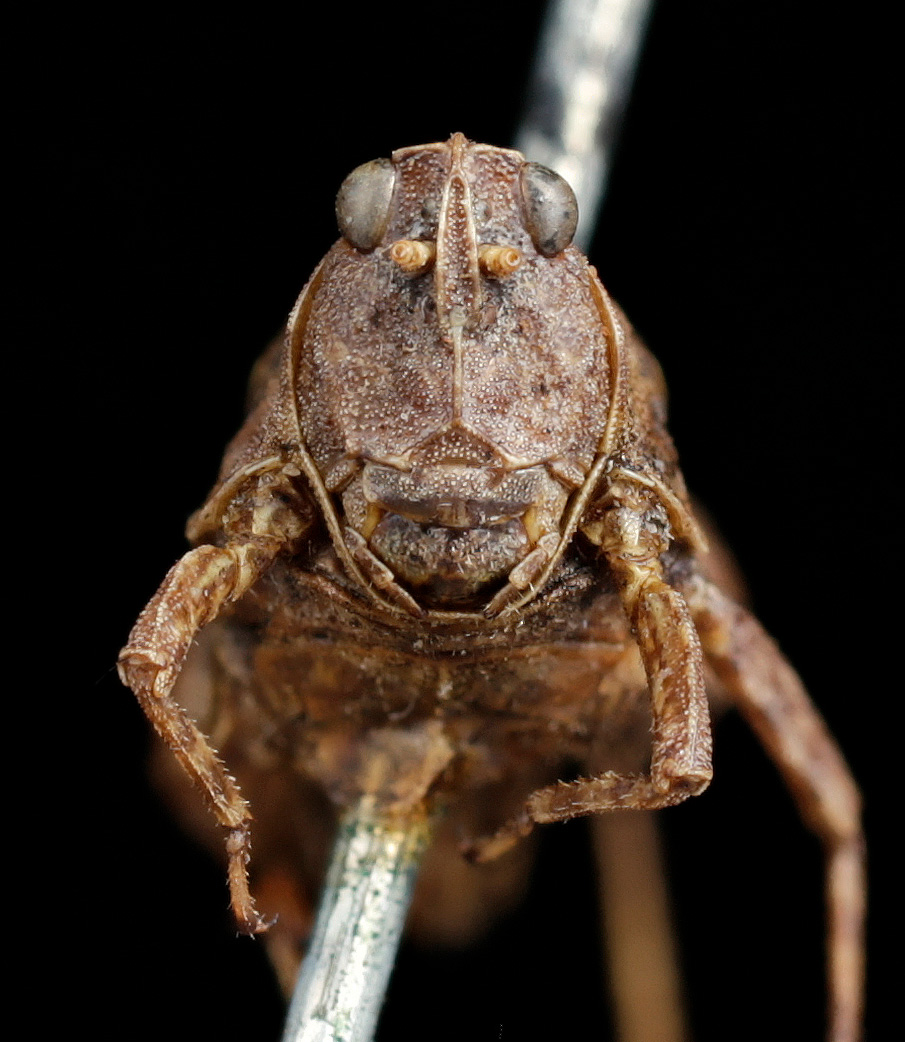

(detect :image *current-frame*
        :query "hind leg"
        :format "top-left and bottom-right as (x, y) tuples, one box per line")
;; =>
(687, 577), (865, 1042)
(593, 811), (688, 1042)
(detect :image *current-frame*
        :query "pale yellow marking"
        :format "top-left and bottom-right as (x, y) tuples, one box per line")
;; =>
(389, 239), (436, 274)
(478, 244), (522, 277)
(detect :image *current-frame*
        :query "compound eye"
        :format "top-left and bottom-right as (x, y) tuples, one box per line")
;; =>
(335, 158), (396, 250)
(519, 162), (579, 256)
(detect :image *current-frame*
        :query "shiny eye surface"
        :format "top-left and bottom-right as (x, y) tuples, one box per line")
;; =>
(335, 158), (396, 250)
(519, 162), (579, 256)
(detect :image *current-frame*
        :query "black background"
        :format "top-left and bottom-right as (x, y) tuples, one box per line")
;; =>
(23, 2), (896, 1039)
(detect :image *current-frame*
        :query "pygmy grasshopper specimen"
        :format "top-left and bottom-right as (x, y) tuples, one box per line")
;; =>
(119, 134), (864, 1040)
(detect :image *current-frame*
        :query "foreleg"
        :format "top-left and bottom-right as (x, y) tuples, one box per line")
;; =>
(468, 494), (712, 859)
(119, 472), (311, 932)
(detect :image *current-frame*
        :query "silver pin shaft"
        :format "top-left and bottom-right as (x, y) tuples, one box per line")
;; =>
(281, 800), (432, 1042)
(516, 0), (655, 250)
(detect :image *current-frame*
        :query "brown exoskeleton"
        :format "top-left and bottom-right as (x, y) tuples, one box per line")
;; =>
(119, 134), (865, 1040)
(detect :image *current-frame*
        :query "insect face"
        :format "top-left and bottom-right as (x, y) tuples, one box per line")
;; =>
(293, 134), (614, 610)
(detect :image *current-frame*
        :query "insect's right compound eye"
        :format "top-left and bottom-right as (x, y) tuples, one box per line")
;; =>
(335, 158), (397, 250)
(519, 162), (579, 256)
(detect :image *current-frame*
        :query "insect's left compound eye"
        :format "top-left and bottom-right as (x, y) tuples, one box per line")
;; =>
(336, 158), (397, 250)
(519, 162), (579, 256)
